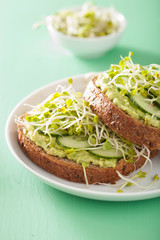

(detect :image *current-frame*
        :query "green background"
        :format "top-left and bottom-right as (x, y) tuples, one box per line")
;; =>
(1, 0), (160, 239)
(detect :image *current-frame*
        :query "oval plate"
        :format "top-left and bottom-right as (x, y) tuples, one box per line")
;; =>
(5, 74), (160, 201)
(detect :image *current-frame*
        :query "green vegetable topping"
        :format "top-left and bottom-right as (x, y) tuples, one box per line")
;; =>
(89, 136), (96, 144)
(66, 99), (72, 107)
(153, 174), (159, 181)
(126, 182), (134, 187)
(82, 162), (89, 168)
(117, 189), (123, 193)
(93, 115), (99, 124)
(137, 171), (147, 178)
(131, 88), (137, 96)
(120, 89), (127, 96)
(103, 140), (111, 150)
(65, 148), (75, 155)
(67, 78), (73, 85)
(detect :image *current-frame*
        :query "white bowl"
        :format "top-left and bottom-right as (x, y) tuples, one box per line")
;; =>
(46, 9), (126, 59)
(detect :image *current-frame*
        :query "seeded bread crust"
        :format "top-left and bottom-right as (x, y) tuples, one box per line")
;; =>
(17, 124), (157, 184)
(83, 76), (160, 150)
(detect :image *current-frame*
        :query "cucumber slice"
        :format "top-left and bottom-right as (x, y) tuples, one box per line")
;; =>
(153, 99), (160, 109)
(38, 129), (68, 137)
(147, 90), (160, 109)
(88, 148), (123, 159)
(56, 135), (91, 149)
(128, 93), (160, 120)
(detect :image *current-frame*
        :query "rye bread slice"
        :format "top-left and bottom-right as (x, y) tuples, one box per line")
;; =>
(83, 76), (160, 150)
(17, 124), (157, 184)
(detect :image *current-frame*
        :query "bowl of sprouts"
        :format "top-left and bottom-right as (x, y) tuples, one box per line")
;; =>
(34, 2), (126, 58)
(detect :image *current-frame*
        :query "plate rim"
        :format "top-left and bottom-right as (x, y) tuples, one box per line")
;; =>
(5, 74), (160, 201)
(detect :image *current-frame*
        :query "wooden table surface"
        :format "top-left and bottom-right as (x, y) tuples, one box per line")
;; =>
(1, 0), (160, 239)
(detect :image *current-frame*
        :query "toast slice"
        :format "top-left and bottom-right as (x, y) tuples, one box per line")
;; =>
(84, 76), (160, 149)
(17, 123), (158, 184)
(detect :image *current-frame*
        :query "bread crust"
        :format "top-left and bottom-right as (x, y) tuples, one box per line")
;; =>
(83, 77), (160, 150)
(17, 124), (157, 184)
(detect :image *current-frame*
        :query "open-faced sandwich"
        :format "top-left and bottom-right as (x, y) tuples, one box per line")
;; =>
(84, 52), (160, 149)
(16, 79), (158, 189)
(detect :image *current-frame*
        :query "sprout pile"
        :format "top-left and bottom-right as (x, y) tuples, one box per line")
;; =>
(96, 51), (160, 103)
(50, 1), (119, 37)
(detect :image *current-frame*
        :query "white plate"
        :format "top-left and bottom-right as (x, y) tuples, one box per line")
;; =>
(5, 74), (160, 201)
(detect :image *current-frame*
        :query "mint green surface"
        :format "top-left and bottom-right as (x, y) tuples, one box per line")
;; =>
(1, 0), (160, 239)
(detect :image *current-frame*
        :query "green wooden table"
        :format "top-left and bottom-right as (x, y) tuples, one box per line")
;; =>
(1, 0), (160, 239)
